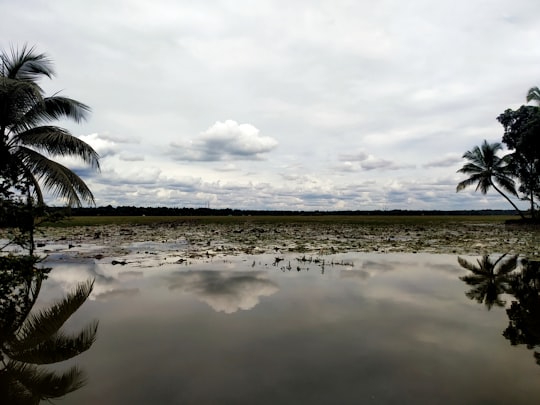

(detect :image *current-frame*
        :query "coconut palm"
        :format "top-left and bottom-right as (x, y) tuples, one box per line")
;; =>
(526, 86), (540, 105)
(0, 257), (98, 403)
(458, 254), (518, 310)
(456, 140), (525, 219)
(0, 44), (99, 207)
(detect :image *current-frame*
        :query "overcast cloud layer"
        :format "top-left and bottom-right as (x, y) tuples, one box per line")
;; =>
(2, 0), (539, 210)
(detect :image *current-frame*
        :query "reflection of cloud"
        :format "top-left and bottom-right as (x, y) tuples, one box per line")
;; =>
(361, 260), (396, 272)
(167, 271), (279, 314)
(430, 263), (462, 274)
(340, 270), (370, 280)
(118, 271), (144, 280)
(95, 288), (141, 301)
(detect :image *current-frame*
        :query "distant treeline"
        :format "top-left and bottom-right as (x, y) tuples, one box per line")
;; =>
(48, 205), (517, 217)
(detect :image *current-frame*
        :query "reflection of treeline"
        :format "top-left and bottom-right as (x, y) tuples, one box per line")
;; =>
(459, 255), (540, 367)
(49, 206), (517, 217)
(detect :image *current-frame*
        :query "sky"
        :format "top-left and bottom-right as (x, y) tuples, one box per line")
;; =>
(2, 0), (539, 211)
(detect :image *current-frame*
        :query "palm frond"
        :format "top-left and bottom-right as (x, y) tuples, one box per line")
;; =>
(13, 96), (91, 132)
(12, 126), (100, 169)
(5, 360), (87, 400)
(457, 256), (481, 273)
(11, 280), (94, 351)
(0, 77), (44, 128)
(1, 44), (55, 81)
(456, 162), (484, 175)
(526, 86), (540, 104)
(9, 320), (98, 364)
(15, 147), (96, 206)
(493, 173), (518, 196)
(456, 175), (482, 192)
(42, 95), (91, 123)
(496, 255), (519, 276)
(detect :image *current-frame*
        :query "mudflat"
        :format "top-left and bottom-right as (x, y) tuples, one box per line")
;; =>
(19, 215), (539, 262)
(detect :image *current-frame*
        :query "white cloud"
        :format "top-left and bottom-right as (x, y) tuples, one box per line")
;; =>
(5, 0), (538, 211)
(79, 133), (119, 158)
(170, 120), (278, 161)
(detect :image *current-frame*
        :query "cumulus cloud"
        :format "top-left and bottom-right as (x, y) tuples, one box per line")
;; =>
(170, 120), (278, 161)
(80, 133), (120, 158)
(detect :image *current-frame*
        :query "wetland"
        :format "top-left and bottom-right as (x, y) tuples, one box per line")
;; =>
(2, 216), (540, 404)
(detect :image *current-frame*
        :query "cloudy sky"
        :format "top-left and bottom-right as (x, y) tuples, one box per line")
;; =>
(2, 0), (539, 210)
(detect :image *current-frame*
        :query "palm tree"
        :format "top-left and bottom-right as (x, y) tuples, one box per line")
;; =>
(526, 86), (540, 105)
(456, 140), (525, 219)
(458, 254), (518, 310)
(0, 44), (100, 207)
(0, 257), (98, 403)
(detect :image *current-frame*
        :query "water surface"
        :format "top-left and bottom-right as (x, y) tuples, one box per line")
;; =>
(33, 253), (540, 404)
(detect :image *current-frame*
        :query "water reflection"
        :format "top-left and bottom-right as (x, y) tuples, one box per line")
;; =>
(458, 254), (517, 309)
(503, 258), (540, 366)
(166, 270), (279, 313)
(459, 254), (540, 367)
(0, 257), (98, 404)
(34, 253), (540, 404)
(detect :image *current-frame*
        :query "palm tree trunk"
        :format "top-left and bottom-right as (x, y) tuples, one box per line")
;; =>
(25, 186), (35, 256)
(490, 181), (526, 220)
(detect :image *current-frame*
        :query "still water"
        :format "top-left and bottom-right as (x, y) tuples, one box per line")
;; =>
(26, 253), (540, 403)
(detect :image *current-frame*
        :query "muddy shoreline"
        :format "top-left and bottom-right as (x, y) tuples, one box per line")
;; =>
(19, 220), (537, 264)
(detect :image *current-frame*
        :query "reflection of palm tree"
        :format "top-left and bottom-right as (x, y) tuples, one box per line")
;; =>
(503, 259), (540, 365)
(458, 254), (518, 310)
(0, 257), (98, 404)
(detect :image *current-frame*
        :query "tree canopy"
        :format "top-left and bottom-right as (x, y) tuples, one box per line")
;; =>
(457, 86), (540, 219)
(0, 44), (100, 208)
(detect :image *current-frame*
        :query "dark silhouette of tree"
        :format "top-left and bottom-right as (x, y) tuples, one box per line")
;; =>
(0, 256), (98, 404)
(458, 254), (518, 310)
(456, 140), (525, 219)
(497, 105), (540, 218)
(0, 44), (100, 208)
(526, 86), (540, 105)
